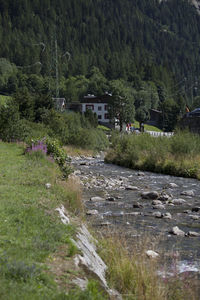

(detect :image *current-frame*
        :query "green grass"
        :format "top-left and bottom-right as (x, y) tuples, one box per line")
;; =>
(97, 125), (110, 131)
(106, 130), (200, 179)
(0, 95), (11, 106)
(134, 121), (163, 132)
(0, 142), (106, 299)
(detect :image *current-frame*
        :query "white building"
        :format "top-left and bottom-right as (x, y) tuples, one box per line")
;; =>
(81, 94), (112, 125)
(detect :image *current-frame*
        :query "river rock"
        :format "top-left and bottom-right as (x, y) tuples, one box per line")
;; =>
(74, 170), (81, 175)
(141, 191), (159, 200)
(187, 231), (200, 237)
(133, 202), (144, 208)
(163, 212), (172, 219)
(126, 212), (141, 216)
(106, 196), (116, 202)
(192, 207), (200, 212)
(153, 211), (162, 218)
(90, 196), (105, 201)
(180, 190), (195, 197)
(158, 192), (171, 201)
(171, 198), (186, 205)
(86, 210), (99, 215)
(170, 226), (185, 236)
(137, 172), (145, 176)
(125, 185), (139, 191)
(153, 204), (165, 210)
(152, 200), (163, 206)
(189, 215), (200, 220)
(146, 250), (159, 259)
(167, 183), (178, 188)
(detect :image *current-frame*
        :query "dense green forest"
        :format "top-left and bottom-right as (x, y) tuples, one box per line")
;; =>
(1, 0), (200, 131)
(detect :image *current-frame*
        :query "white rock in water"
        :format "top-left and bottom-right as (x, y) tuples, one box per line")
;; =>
(146, 250), (159, 259)
(163, 212), (172, 219)
(45, 183), (51, 189)
(152, 200), (162, 205)
(168, 183), (178, 188)
(170, 226), (185, 236)
(125, 185), (139, 191)
(86, 210), (99, 215)
(153, 211), (162, 218)
(153, 204), (165, 210)
(90, 196), (105, 201)
(171, 198), (186, 205)
(180, 190), (195, 197)
(189, 215), (200, 220)
(187, 231), (200, 237)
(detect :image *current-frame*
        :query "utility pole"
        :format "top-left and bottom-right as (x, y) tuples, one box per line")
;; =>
(55, 38), (59, 98)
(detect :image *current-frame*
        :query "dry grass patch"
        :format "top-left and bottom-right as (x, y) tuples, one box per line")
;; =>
(64, 145), (95, 157)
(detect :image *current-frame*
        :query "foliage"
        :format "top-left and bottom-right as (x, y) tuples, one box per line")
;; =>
(135, 106), (150, 125)
(0, 101), (30, 142)
(105, 130), (200, 179)
(65, 280), (107, 300)
(26, 137), (72, 178)
(108, 79), (135, 131)
(84, 109), (98, 128)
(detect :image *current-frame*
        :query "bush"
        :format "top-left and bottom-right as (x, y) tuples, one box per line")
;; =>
(26, 137), (72, 178)
(0, 102), (30, 142)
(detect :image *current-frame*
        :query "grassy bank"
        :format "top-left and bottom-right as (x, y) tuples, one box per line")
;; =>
(105, 131), (200, 179)
(0, 142), (106, 299)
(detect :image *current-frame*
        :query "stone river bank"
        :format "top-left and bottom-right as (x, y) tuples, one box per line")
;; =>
(70, 154), (200, 277)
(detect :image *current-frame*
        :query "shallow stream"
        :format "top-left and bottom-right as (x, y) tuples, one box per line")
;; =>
(71, 155), (200, 277)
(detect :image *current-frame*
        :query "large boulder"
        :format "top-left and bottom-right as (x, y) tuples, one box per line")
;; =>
(141, 191), (159, 200)
(180, 190), (195, 197)
(171, 198), (186, 205)
(170, 226), (185, 236)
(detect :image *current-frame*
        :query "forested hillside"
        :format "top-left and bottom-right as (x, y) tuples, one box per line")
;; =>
(1, 0), (200, 130)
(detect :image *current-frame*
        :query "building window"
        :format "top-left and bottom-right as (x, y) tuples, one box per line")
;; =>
(104, 113), (109, 119)
(86, 104), (94, 110)
(98, 115), (102, 119)
(98, 106), (102, 111)
(104, 105), (108, 111)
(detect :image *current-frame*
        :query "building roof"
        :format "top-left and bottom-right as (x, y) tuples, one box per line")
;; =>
(81, 94), (112, 104)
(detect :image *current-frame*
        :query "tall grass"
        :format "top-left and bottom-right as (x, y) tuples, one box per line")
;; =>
(98, 233), (198, 300)
(106, 130), (200, 179)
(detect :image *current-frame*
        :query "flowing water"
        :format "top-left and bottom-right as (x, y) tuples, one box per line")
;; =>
(71, 155), (200, 277)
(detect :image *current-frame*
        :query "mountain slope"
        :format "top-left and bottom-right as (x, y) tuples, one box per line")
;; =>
(0, 0), (200, 101)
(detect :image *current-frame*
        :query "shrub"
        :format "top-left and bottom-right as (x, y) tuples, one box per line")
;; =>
(0, 101), (30, 142)
(26, 137), (72, 178)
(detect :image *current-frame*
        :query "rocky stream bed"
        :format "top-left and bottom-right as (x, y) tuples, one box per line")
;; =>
(71, 154), (200, 279)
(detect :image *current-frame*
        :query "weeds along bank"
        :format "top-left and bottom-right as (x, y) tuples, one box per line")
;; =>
(105, 131), (200, 179)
